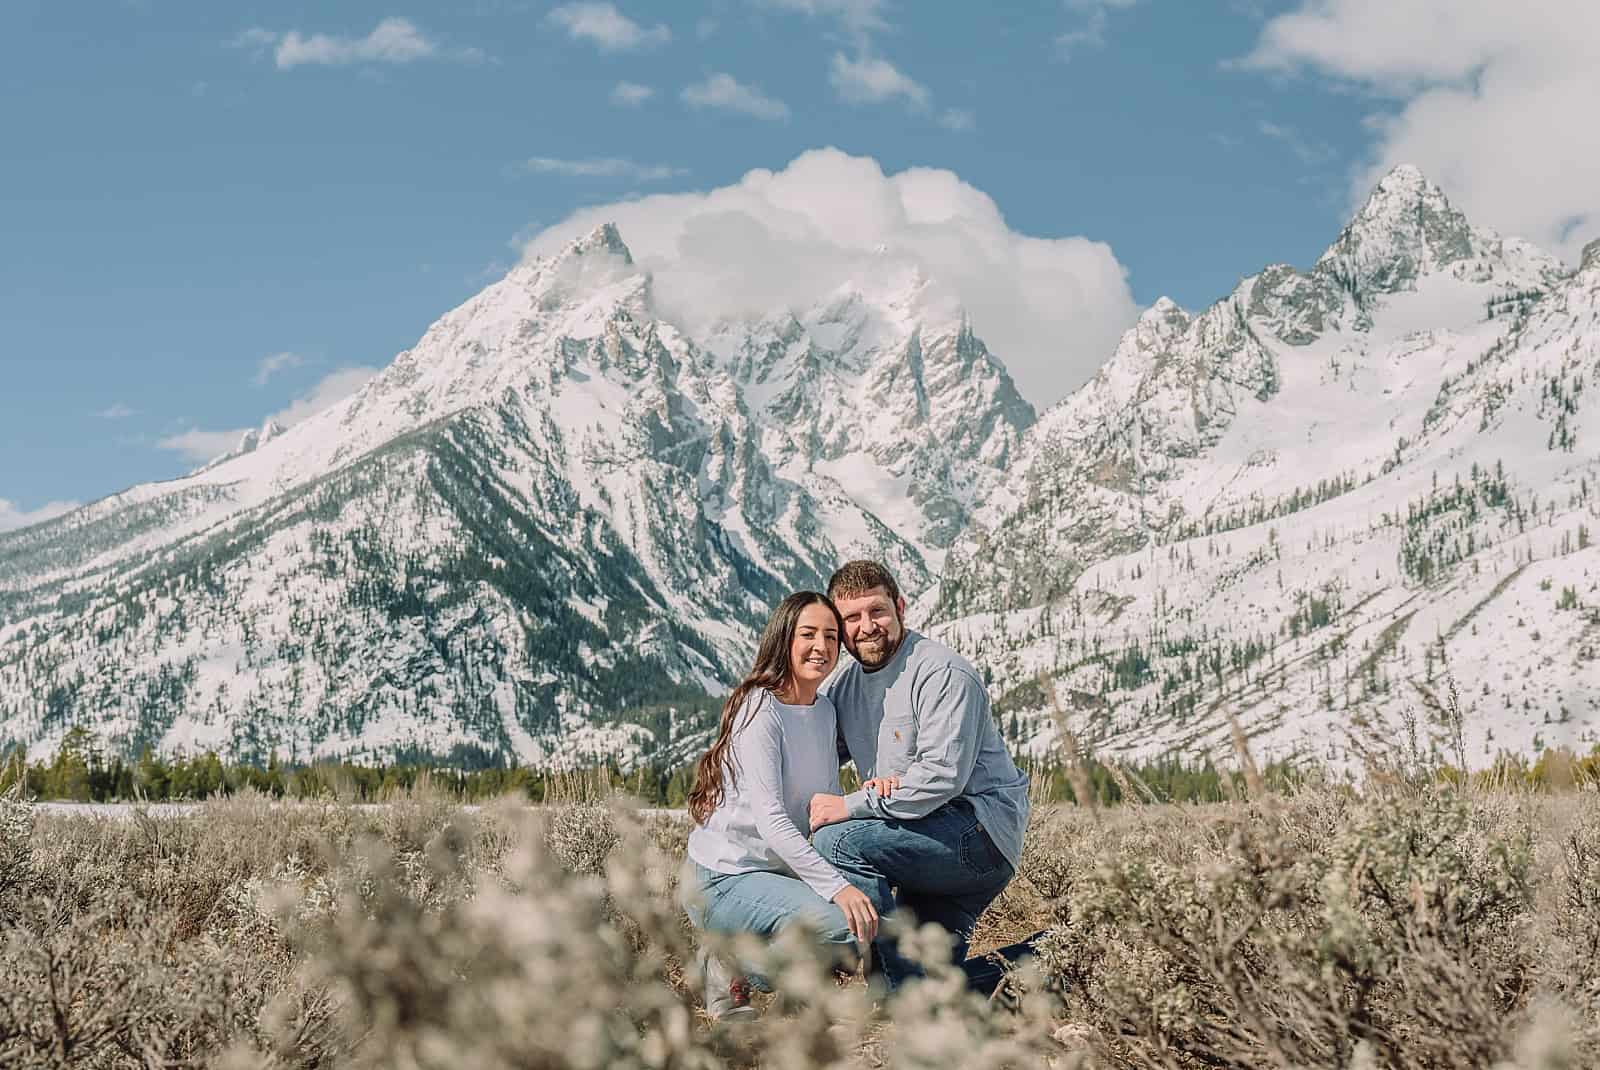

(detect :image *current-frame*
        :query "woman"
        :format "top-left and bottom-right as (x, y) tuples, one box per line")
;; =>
(681, 591), (879, 1022)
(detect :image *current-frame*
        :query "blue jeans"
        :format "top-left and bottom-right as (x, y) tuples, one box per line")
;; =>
(679, 861), (858, 988)
(813, 798), (1041, 993)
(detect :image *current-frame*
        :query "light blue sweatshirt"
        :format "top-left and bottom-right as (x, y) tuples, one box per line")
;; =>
(686, 690), (850, 902)
(826, 630), (1030, 868)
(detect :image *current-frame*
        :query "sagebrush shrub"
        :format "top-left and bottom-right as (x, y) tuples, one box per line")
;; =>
(3, 785), (1600, 1068)
(0, 785), (33, 915)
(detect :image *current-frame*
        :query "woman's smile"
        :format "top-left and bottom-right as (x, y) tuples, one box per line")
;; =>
(788, 603), (841, 688)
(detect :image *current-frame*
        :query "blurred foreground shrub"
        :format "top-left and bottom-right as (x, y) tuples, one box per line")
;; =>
(2, 782), (1599, 1067)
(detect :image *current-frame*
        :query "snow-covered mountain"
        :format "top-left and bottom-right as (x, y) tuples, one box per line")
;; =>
(5, 165), (1597, 773)
(0, 224), (1030, 766)
(928, 166), (1600, 770)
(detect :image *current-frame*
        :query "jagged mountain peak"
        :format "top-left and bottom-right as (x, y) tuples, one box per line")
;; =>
(566, 221), (634, 265)
(1314, 164), (1565, 303)
(238, 417), (286, 454)
(499, 221), (648, 317)
(1347, 164), (1453, 230)
(1140, 296), (1191, 333)
(1076, 296), (1192, 390)
(1364, 162), (1433, 203)
(1315, 164), (1474, 294)
(190, 416), (292, 476)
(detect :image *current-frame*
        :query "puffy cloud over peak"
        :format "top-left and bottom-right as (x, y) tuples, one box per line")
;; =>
(520, 148), (1138, 405)
(1243, 0), (1600, 263)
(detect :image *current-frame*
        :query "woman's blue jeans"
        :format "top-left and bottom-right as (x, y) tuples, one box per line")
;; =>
(679, 861), (858, 989)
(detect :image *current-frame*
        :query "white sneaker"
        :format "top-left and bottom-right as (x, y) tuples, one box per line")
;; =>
(699, 948), (759, 1023)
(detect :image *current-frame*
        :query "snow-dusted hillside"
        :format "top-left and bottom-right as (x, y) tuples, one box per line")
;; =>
(928, 167), (1600, 770)
(0, 224), (1030, 766)
(5, 165), (1597, 773)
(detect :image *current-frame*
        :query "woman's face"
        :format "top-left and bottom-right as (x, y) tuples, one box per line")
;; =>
(789, 602), (840, 688)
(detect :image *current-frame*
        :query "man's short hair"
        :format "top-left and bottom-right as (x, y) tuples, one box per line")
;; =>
(827, 560), (901, 605)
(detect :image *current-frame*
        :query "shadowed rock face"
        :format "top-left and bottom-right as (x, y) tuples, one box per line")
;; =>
(1584, 238), (1600, 274)
(1248, 265), (1345, 346)
(1316, 165), (1477, 299)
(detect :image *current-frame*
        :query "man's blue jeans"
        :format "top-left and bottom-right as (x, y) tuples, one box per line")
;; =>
(813, 798), (1037, 993)
(679, 861), (858, 989)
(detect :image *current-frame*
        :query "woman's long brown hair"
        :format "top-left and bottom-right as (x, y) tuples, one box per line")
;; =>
(687, 591), (843, 825)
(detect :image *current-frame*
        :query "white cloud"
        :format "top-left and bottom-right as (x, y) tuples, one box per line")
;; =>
(252, 351), (305, 386)
(829, 51), (929, 108)
(97, 402), (136, 420)
(547, 3), (670, 52)
(681, 73), (790, 120)
(1242, 0), (1600, 262)
(0, 498), (79, 533)
(1256, 119), (1334, 165)
(522, 157), (686, 181)
(760, 3), (945, 128)
(610, 80), (655, 106)
(270, 366), (380, 427)
(1057, 0), (1137, 59)
(158, 367), (381, 465)
(939, 108), (977, 132)
(758, 0), (889, 40)
(156, 429), (249, 465)
(231, 27), (278, 50)
(519, 148), (1138, 406)
(271, 18), (446, 69)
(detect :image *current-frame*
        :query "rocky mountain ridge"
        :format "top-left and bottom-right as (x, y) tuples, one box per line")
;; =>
(0, 225), (1029, 766)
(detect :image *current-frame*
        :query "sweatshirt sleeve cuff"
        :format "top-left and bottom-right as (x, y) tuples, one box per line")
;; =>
(844, 788), (875, 819)
(815, 874), (851, 903)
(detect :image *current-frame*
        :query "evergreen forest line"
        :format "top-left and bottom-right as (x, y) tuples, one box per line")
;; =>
(8, 723), (1600, 807)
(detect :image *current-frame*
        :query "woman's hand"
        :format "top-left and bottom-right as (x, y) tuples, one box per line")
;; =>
(832, 885), (878, 943)
(863, 775), (900, 798)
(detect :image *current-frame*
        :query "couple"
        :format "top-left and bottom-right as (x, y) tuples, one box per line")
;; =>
(679, 559), (1040, 1021)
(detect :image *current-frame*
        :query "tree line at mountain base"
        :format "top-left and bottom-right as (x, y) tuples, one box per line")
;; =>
(7, 723), (1599, 806)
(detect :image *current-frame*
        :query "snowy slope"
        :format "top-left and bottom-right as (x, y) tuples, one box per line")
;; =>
(928, 168), (1599, 771)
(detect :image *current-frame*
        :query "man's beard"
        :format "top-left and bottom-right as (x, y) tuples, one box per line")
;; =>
(852, 627), (903, 669)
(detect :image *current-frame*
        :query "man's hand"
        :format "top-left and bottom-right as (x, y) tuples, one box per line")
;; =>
(809, 792), (848, 832)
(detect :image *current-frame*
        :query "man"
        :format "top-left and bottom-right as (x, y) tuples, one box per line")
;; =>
(809, 559), (1040, 995)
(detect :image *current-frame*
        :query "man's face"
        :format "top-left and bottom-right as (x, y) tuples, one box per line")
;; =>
(833, 586), (906, 668)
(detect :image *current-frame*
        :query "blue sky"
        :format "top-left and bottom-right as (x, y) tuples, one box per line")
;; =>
(4, 0), (1595, 528)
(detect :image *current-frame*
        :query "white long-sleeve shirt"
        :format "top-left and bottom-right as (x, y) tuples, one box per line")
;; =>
(686, 690), (850, 902)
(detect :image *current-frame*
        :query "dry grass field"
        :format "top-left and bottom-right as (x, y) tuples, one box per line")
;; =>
(2, 772), (1597, 1069)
